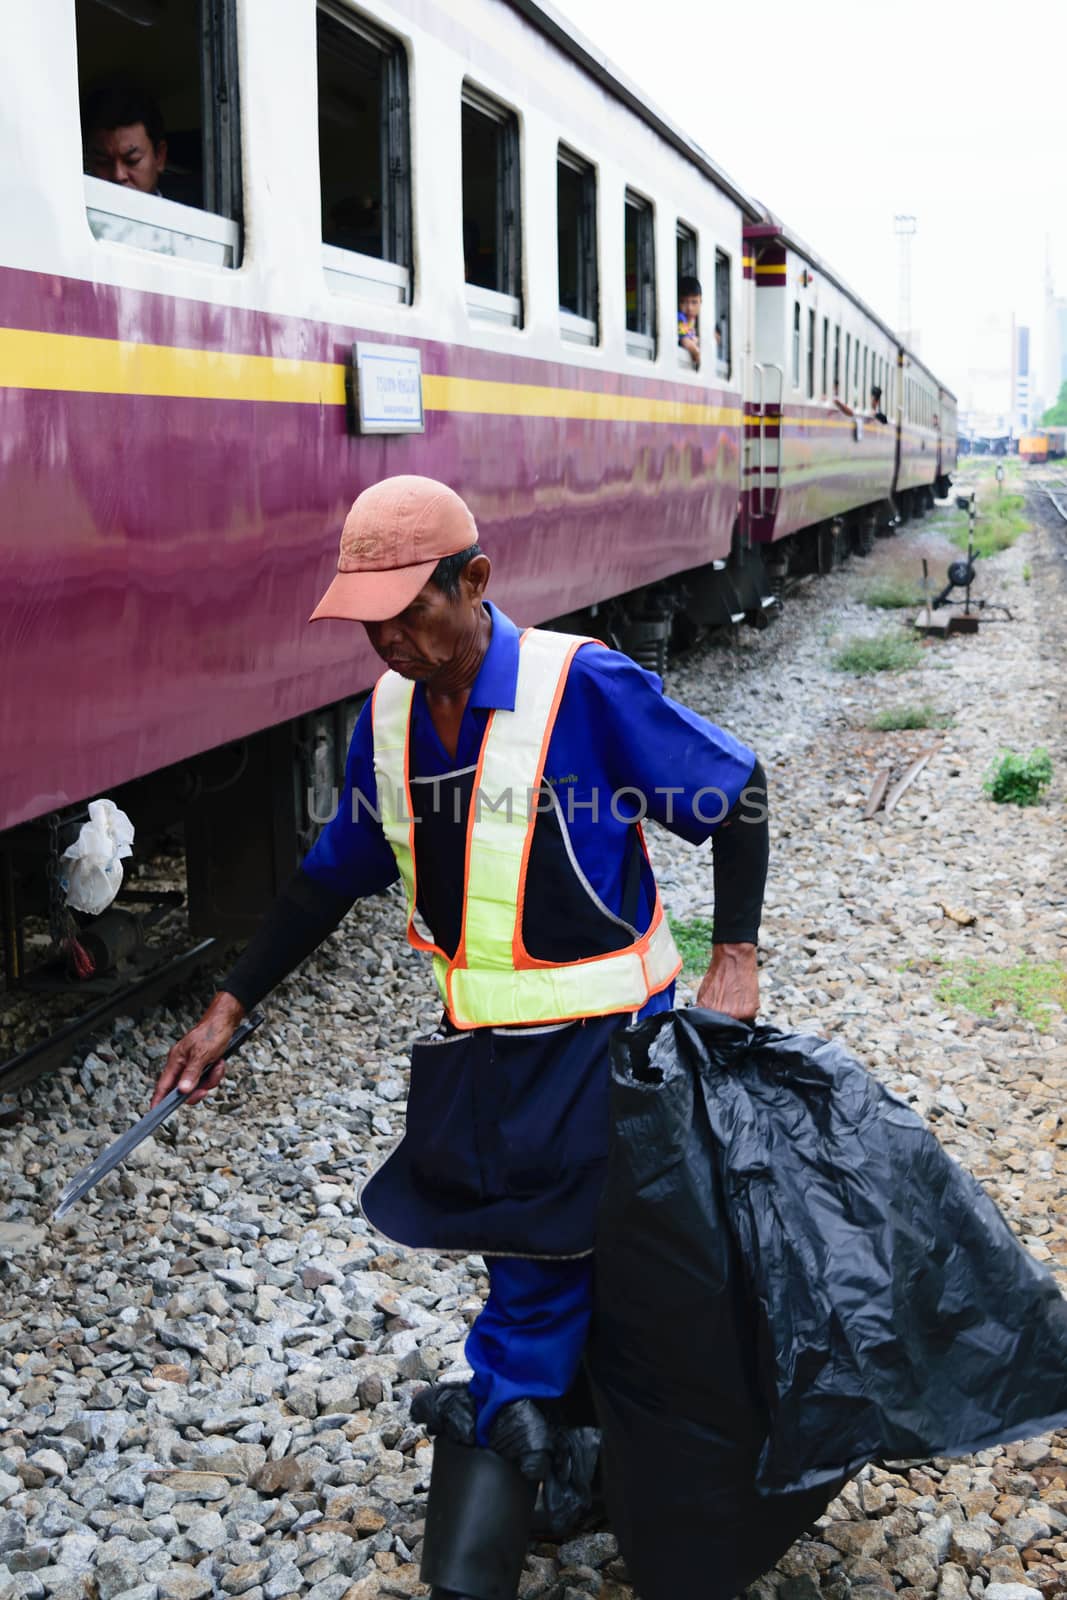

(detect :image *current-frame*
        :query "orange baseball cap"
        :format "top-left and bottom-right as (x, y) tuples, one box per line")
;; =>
(310, 476), (479, 623)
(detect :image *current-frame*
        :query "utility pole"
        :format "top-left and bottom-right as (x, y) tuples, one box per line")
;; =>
(894, 214), (917, 346)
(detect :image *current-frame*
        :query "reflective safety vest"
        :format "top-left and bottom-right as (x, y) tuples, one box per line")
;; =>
(371, 627), (682, 1029)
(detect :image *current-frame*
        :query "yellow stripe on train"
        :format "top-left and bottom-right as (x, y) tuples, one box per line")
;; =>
(0, 326), (742, 427)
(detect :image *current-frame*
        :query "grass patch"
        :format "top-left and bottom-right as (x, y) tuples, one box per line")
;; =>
(869, 705), (952, 731)
(668, 912), (714, 974)
(951, 492), (1029, 559)
(984, 748), (1053, 806)
(936, 958), (1067, 1033)
(864, 576), (924, 610)
(833, 633), (922, 675)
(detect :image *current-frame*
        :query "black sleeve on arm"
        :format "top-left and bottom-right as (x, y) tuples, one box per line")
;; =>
(710, 758), (768, 945)
(220, 869), (356, 1012)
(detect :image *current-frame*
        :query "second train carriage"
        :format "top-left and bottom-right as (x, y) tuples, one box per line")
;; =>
(1, 0), (956, 974)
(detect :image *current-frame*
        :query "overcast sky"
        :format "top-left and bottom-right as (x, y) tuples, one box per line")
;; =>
(555, 0), (1067, 403)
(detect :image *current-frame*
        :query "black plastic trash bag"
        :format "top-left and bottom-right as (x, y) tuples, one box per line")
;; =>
(589, 1009), (1067, 1600)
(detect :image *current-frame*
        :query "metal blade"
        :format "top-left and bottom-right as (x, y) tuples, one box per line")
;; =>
(52, 1012), (264, 1218)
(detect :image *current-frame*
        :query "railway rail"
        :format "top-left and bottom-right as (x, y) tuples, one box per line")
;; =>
(1033, 472), (1067, 524)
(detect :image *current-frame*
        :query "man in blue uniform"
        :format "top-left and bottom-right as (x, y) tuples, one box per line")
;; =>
(154, 476), (767, 1600)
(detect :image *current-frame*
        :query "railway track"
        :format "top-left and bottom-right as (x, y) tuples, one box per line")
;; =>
(1031, 470), (1067, 524)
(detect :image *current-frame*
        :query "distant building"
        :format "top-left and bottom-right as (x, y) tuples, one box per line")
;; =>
(962, 311), (1013, 438)
(1043, 293), (1067, 416)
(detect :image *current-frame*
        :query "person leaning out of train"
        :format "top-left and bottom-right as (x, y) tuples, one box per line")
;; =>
(831, 380), (855, 419)
(81, 79), (168, 195)
(870, 386), (888, 425)
(677, 275), (702, 368)
(151, 474), (768, 1600)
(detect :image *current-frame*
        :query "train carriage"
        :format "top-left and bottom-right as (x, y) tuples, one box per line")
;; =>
(742, 215), (900, 569)
(895, 350), (944, 506)
(3, 0), (755, 948)
(0, 0), (957, 1069)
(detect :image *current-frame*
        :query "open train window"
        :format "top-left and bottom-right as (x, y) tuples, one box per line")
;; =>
(792, 301), (801, 389)
(76, 0), (241, 268)
(807, 308), (816, 398)
(853, 338), (860, 406)
(714, 249), (731, 376)
(462, 86), (522, 328)
(558, 147), (598, 345)
(675, 223), (698, 369)
(318, 4), (411, 304)
(624, 190), (656, 360)
(821, 316), (829, 397)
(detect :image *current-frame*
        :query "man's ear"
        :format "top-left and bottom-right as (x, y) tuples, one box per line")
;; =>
(461, 554), (492, 603)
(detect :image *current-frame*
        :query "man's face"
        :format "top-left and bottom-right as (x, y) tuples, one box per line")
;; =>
(86, 123), (166, 192)
(363, 557), (491, 681)
(679, 294), (702, 324)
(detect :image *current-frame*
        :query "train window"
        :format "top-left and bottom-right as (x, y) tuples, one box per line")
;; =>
(676, 222), (699, 368)
(462, 85), (523, 328)
(624, 190), (656, 360)
(792, 301), (801, 388)
(833, 325), (841, 394)
(76, 0), (241, 268)
(862, 346), (868, 407)
(807, 308), (816, 398)
(558, 146), (598, 345)
(714, 249), (731, 375)
(853, 338), (860, 406)
(844, 333), (851, 402)
(318, 5), (412, 304)
(821, 316), (829, 397)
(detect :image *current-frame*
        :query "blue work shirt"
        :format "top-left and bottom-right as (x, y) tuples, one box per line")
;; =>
(302, 602), (756, 966)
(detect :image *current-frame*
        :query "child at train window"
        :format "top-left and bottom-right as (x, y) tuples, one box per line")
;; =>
(678, 276), (702, 369)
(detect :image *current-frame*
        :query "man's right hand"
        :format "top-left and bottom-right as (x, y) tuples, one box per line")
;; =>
(151, 991), (247, 1108)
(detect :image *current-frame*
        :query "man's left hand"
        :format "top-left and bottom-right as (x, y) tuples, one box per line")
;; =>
(696, 942), (759, 1022)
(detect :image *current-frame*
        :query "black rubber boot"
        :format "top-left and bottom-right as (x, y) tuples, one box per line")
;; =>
(420, 1434), (537, 1600)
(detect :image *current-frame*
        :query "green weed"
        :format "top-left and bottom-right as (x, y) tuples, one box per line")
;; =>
(983, 748), (1053, 806)
(1023, 562), (1032, 583)
(668, 913), (714, 974)
(833, 634), (922, 675)
(951, 492), (1029, 559)
(869, 705), (952, 731)
(936, 958), (1067, 1033)
(864, 577), (924, 610)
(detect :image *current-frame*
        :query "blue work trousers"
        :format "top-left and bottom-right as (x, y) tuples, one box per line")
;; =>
(466, 1256), (595, 1446)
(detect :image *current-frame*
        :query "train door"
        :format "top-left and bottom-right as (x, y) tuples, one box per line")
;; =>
(743, 232), (786, 539)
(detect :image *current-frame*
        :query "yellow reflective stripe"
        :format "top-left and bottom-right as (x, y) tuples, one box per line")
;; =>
(462, 630), (582, 972)
(372, 672), (417, 916)
(447, 916), (681, 1029)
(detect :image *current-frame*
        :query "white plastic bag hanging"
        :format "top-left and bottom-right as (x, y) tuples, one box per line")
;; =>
(61, 799), (135, 916)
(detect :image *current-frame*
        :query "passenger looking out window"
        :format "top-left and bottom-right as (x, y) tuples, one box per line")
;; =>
(678, 275), (702, 369)
(81, 80), (168, 195)
(75, 0), (242, 265)
(871, 385), (888, 424)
